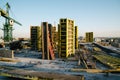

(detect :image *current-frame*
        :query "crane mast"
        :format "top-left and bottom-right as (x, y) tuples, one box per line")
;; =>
(4, 3), (12, 42)
(0, 2), (22, 42)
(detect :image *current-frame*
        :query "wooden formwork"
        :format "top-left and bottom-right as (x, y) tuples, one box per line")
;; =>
(42, 22), (55, 60)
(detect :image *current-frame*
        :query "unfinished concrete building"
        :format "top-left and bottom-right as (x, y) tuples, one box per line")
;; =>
(75, 26), (78, 49)
(58, 18), (75, 58)
(85, 32), (93, 42)
(41, 22), (55, 60)
(30, 26), (42, 51)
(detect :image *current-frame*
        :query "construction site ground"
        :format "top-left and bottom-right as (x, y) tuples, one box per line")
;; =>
(0, 49), (120, 80)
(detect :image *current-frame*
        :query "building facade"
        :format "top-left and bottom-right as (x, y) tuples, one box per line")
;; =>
(30, 26), (42, 51)
(58, 18), (75, 58)
(85, 32), (93, 42)
(75, 26), (78, 49)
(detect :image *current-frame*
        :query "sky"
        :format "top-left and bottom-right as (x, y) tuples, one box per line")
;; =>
(0, 0), (120, 38)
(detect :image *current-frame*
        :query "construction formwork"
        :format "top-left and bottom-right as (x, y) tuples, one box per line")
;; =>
(58, 24), (61, 58)
(52, 27), (57, 50)
(30, 26), (42, 51)
(58, 18), (75, 58)
(41, 22), (55, 60)
(75, 26), (78, 49)
(85, 32), (93, 42)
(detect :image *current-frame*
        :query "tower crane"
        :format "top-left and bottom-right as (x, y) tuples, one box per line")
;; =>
(0, 3), (22, 42)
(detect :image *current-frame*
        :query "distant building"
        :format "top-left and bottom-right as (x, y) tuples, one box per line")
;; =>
(30, 26), (42, 51)
(111, 38), (120, 48)
(75, 26), (78, 49)
(58, 18), (75, 58)
(85, 32), (93, 42)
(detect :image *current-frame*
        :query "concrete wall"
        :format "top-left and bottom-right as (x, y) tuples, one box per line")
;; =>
(0, 50), (14, 58)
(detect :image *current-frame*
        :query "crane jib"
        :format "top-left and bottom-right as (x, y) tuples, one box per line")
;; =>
(0, 8), (22, 26)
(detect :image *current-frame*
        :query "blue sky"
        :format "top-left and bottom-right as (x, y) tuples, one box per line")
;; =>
(0, 0), (120, 38)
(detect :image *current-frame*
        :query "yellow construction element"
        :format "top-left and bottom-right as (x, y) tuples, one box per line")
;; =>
(93, 47), (101, 51)
(0, 58), (20, 62)
(93, 54), (120, 69)
(85, 32), (93, 42)
(75, 26), (78, 49)
(58, 18), (75, 58)
(71, 69), (102, 73)
(30, 26), (42, 51)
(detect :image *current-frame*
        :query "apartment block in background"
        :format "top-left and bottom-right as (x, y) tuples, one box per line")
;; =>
(85, 32), (93, 42)
(30, 26), (42, 51)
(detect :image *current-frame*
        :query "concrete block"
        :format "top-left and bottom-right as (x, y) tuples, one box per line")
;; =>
(0, 50), (14, 58)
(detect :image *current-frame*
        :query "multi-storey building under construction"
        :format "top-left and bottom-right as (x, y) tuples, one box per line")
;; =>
(85, 32), (93, 42)
(75, 26), (78, 49)
(30, 26), (42, 51)
(41, 22), (55, 60)
(58, 18), (75, 58)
